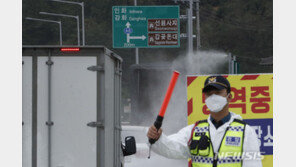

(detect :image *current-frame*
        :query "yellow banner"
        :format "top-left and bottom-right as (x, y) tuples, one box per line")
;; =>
(187, 74), (273, 167)
(187, 74), (273, 123)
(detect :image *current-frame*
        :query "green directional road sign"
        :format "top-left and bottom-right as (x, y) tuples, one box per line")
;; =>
(112, 6), (180, 48)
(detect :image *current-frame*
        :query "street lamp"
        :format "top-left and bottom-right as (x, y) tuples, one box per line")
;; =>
(25, 17), (63, 45)
(50, 0), (85, 46)
(39, 12), (80, 46)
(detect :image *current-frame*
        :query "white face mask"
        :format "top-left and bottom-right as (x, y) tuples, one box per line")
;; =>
(205, 94), (229, 113)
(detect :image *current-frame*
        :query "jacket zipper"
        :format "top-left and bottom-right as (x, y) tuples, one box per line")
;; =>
(212, 126), (230, 167)
(213, 152), (217, 167)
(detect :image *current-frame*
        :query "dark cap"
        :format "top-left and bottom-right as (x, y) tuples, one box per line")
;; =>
(202, 76), (231, 93)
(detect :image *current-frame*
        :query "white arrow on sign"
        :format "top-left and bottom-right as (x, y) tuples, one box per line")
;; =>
(129, 35), (146, 40)
(127, 34), (146, 43)
(126, 22), (131, 28)
(125, 22), (146, 43)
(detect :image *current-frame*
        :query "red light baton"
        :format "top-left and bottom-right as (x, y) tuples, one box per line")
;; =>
(148, 71), (180, 157)
(158, 70), (180, 118)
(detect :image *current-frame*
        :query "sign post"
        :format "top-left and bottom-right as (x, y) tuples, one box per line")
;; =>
(112, 6), (180, 48)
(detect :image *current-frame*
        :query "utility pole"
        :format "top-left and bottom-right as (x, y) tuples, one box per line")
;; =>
(134, 0), (139, 64)
(81, 2), (85, 46)
(134, 0), (139, 96)
(228, 53), (232, 74)
(228, 53), (237, 74)
(133, 0), (140, 123)
(196, 0), (201, 50)
(233, 56), (238, 74)
(173, 0), (198, 53)
(232, 55), (236, 74)
(187, 0), (193, 54)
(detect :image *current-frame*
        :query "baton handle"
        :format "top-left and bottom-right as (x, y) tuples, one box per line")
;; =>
(148, 115), (163, 144)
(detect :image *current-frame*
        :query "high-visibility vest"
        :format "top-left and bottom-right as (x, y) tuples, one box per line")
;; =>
(188, 119), (246, 167)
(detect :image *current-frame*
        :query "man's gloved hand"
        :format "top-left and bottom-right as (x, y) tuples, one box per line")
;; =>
(147, 125), (163, 141)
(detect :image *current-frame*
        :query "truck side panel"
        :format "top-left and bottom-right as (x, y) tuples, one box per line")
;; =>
(37, 56), (97, 167)
(22, 57), (32, 167)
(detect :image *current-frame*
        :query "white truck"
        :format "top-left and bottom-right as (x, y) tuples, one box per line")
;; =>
(22, 46), (136, 167)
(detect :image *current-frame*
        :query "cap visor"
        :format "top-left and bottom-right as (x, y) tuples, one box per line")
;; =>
(202, 83), (226, 93)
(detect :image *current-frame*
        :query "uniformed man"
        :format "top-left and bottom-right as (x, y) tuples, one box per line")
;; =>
(147, 75), (262, 167)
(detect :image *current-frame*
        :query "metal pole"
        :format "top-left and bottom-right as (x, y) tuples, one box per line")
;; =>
(228, 52), (232, 74)
(237, 62), (239, 74)
(196, 0), (201, 50)
(39, 12), (79, 45)
(59, 22), (62, 45)
(76, 16), (80, 45)
(49, 0), (85, 45)
(231, 57), (234, 74)
(235, 61), (237, 74)
(134, 0), (139, 64)
(187, 0), (193, 54)
(81, 2), (85, 46)
(134, 0), (140, 121)
(232, 55), (236, 74)
(135, 49), (139, 64)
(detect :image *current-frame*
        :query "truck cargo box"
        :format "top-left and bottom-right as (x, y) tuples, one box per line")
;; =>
(22, 46), (123, 167)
